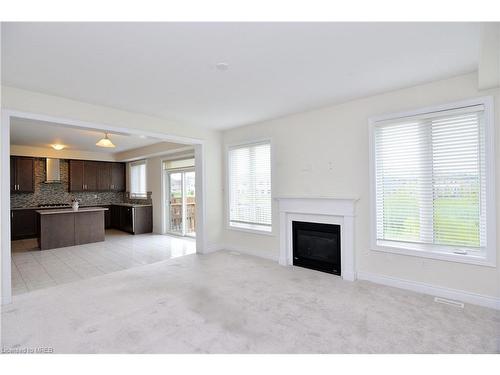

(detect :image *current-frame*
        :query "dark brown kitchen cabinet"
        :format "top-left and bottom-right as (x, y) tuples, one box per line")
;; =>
(102, 205), (112, 228)
(111, 205), (152, 234)
(111, 163), (126, 191)
(69, 160), (85, 192)
(10, 157), (15, 192)
(83, 161), (98, 191)
(110, 205), (120, 228)
(11, 209), (38, 240)
(10, 156), (34, 193)
(133, 206), (153, 234)
(69, 160), (125, 192)
(97, 162), (111, 191)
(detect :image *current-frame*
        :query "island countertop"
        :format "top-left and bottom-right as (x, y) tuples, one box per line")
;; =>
(36, 207), (109, 215)
(37, 207), (107, 250)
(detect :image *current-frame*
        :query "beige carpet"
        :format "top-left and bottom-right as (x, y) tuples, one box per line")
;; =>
(2, 251), (499, 353)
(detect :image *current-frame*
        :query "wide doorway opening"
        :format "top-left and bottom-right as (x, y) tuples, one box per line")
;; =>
(2, 110), (207, 304)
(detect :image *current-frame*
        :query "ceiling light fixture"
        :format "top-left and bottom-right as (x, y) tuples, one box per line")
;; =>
(51, 144), (65, 151)
(215, 62), (229, 71)
(96, 133), (116, 148)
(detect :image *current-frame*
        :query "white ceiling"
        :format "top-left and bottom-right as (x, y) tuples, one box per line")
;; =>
(2, 22), (481, 130)
(10, 117), (167, 153)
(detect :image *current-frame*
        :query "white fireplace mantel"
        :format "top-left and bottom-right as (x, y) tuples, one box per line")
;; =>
(275, 196), (358, 281)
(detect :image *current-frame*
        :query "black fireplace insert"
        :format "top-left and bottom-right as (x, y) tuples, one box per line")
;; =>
(292, 221), (341, 275)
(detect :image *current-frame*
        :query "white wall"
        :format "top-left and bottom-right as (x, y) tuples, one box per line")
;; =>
(10, 144), (116, 161)
(116, 141), (189, 162)
(221, 73), (500, 300)
(1, 86), (223, 248)
(145, 156), (163, 233)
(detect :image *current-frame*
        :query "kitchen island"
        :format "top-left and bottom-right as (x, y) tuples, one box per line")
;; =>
(37, 207), (108, 250)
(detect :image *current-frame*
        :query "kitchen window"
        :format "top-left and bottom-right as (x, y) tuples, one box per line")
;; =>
(130, 160), (147, 199)
(228, 140), (272, 233)
(369, 98), (495, 266)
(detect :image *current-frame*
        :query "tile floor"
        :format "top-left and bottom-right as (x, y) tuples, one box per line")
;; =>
(11, 229), (196, 295)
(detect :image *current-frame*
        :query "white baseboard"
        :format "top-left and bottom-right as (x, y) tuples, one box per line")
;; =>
(357, 271), (500, 310)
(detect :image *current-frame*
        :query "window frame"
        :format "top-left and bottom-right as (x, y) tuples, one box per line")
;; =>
(129, 159), (148, 200)
(225, 138), (274, 236)
(368, 97), (496, 267)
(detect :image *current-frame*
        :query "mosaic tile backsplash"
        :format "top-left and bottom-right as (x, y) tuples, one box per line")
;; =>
(11, 158), (126, 208)
(125, 191), (153, 205)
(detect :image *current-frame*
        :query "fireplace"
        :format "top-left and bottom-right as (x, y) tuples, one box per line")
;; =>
(277, 197), (356, 281)
(292, 221), (341, 275)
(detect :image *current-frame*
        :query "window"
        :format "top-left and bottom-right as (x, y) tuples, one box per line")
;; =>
(370, 98), (495, 265)
(130, 160), (147, 199)
(228, 141), (272, 233)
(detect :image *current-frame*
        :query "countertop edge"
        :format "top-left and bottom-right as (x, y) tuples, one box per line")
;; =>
(36, 207), (109, 215)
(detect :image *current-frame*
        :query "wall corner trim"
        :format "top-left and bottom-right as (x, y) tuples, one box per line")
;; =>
(2, 295), (13, 305)
(357, 271), (500, 310)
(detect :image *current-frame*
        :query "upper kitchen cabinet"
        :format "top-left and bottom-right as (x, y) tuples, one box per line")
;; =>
(111, 163), (126, 192)
(83, 161), (99, 191)
(69, 160), (125, 192)
(97, 162), (112, 191)
(69, 160), (85, 192)
(11, 156), (34, 193)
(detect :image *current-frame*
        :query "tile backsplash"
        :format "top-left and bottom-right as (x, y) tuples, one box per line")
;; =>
(11, 158), (125, 208)
(124, 191), (153, 205)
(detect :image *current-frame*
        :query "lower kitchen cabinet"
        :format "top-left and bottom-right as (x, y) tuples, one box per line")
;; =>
(103, 205), (112, 229)
(111, 205), (152, 235)
(110, 205), (121, 229)
(11, 204), (152, 241)
(11, 209), (38, 240)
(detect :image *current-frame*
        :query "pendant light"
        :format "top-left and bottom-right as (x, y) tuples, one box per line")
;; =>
(96, 133), (116, 148)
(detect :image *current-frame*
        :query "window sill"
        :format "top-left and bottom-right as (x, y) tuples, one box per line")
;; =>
(371, 241), (495, 267)
(228, 223), (274, 236)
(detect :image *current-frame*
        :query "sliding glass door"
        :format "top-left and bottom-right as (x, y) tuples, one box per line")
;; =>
(166, 169), (195, 237)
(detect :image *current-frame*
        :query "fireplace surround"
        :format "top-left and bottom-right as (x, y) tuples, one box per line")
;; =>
(276, 196), (357, 281)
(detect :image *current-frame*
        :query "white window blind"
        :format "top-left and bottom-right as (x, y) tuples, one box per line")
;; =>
(130, 160), (147, 199)
(374, 105), (487, 251)
(228, 141), (272, 232)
